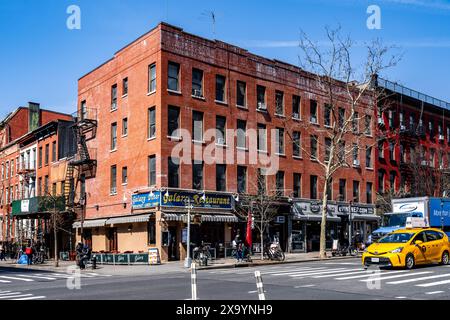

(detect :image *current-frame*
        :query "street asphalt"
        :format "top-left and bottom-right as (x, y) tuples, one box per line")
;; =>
(2, 257), (450, 300)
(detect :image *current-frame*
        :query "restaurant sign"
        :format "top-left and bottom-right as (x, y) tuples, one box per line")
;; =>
(132, 191), (233, 210)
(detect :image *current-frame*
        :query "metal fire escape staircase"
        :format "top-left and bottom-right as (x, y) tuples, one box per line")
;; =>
(63, 108), (97, 208)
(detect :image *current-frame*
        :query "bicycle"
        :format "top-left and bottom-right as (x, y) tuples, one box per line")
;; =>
(193, 243), (212, 265)
(232, 244), (252, 262)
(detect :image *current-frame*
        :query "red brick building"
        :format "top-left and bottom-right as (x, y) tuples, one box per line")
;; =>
(76, 23), (378, 261)
(374, 77), (450, 200)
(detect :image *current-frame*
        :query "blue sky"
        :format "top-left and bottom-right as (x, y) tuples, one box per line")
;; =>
(0, 0), (449, 117)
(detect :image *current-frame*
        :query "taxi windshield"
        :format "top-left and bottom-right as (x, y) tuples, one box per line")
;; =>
(378, 233), (414, 243)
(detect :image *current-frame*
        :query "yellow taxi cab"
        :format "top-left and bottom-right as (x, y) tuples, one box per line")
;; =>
(362, 227), (450, 269)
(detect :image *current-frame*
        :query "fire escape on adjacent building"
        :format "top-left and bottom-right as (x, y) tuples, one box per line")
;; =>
(64, 107), (97, 211)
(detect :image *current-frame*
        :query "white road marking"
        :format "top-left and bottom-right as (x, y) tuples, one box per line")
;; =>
(336, 270), (409, 280)
(313, 270), (374, 278)
(359, 271), (433, 282)
(387, 274), (450, 284)
(0, 292), (21, 296)
(0, 276), (34, 282)
(395, 296), (408, 299)
(16, 274), (57, 280)
(0, 294), (33, 299)
(12, 296), (46, 300)
(289, 268), (361, 278)
(222, 267), (317, 275)
(417, 279), (450, 287)
(273, 268), (349, 277)
(262, 267), (326, 275)
(425, 291), (444, 295)
(248, 290), (267, 294)
(0, 280), (11, 283)
(294, 284), (316, 288)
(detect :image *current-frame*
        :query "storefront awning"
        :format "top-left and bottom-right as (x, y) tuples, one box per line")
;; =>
(293, 214), (341, 222)
(106, 214), (153, 225)
(163, 213), (238, 223)
(73, 219), (107, 229)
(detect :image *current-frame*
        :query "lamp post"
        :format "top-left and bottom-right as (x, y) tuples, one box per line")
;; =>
(184, 197), (192, 268)
(348, 200), (353, 249)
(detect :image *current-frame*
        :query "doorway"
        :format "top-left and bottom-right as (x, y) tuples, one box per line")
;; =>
(168, 226), (178, 261)
(107, 227), (118, 252)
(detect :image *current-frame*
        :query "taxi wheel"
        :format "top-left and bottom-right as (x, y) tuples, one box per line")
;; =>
(405, 254), (415, 270)
(441, 251), (449, 265)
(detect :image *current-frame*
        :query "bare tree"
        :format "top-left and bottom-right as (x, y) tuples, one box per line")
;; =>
(234, 171), (284, 260)
(284, 26), (401, 259)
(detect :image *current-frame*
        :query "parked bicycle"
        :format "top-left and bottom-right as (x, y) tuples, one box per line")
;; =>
(193, 242), (212, 266)
(231, 243), (252, 263)
(263, 241), (285, 261)
(32, 247), (47, 264)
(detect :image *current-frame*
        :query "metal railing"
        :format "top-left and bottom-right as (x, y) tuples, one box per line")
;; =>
(377, 77), (450, 111)
(72, 107), (98, 122)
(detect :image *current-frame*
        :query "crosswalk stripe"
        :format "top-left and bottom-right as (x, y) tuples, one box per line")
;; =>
(16, 274), (57, 280)
(0, 292), (22, 296)
(416, 279), (450, 287)
(0, 280), (11, 283)
(0, 276), (34, 282)
(262, 267), (327, 275)
(313, 270), (375, 278)
(336, 270), (409, 280)
(0, 294), (33, 299)
(359, 271), (433, 282)
(12, 296), (46, 301)
(84, 273), (112, 277)
(288, 268), (359, 277)
(220, 267), (317, 275)
(273, 268), (350, 277)
(387, 274), (450, 284)
(425, 291), (444, 295)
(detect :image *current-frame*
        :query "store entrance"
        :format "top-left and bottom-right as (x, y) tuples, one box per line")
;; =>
(168, 226), (178, 261)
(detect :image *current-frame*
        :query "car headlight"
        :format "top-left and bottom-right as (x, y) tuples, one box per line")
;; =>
(390, 247), (403, 253)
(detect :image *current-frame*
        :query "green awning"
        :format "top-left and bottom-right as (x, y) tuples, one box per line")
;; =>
(12, 196), (66, 217)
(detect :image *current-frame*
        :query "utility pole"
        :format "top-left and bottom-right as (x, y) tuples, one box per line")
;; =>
(348, 200), (353, 250)
(53, 198), (59, 267)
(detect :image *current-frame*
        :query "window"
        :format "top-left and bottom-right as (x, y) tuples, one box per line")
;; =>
(192, 68), (204, 97)
(52, 141), (56, 162)
(276, 128), (284, 155)
(237, 166), (247, 193)
(215, 75), (226, 102)
(338, 108), (345, 128)
(256, 85), (266, 108)
(388, 110), (394, 128)
(38, 147), (42, 167)
(168, 106), (180, 137)
(192, 161), (204, 190)
(339, 179), (346, 201)
(353, 181), (360, 202)
(148, 63), (156, 93)
(276, 171), (284, 196)
(378, 171), (385, 193)
(5, 162), (9, 179)
(168, 157), (179, 188)
(122, 118), (128, 136)
(325, 138), (332, 162)
(122, 167), (128, 185)
(429, 121), (435, 139)
(327, 179), (333, 201)
(389, 141), (395, 161)
(324, 104), (332, 127)
(364, 115), (372, 135)
(310, 100), (318, 124)
(399, 112), (404, 128)
(216, 116), (226, 145)
(111, 84), (118, 110)
(275, 91), (284, 115)
(52, 183), (57, 196)
(310, 175), (318, 199)
(122, 77), (128, 96)
(148, 107), (156, 139)
(292, 95), (301, 119)
(45, 144), (49, 165)
(257, 169), (267, 195)
(293, 173), (301, 198)
(378, 141), (384, 159)
(366, 146), (372, 168)
(11, 159), (14, 177)
(410, 114), (415, 131)
(338, 141), (345, 162)
(236, 81), (246, 107)
(389, 171), (396, 190)
(352, 112), (359, 133)
(447, 126), (450, 143)
(352, 144), (359, 165)
(257, 123), (267, 152)
(310, 135), (318, 160)
(430, 149), (436, 167)
(192, 111), (204, 142)
(366, 182), (373, 204)
(110, 165), (117, 194)
(147, 220), (156, 245)
(216, 164), (226, 191)
(293, 131), (301, 158)
(237, 120), (247, 149)
(148, 155), (156, 186)
(168, 62), (180, 92)
(111, 123), (117, 150)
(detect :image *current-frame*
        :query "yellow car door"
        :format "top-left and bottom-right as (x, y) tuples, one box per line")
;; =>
(410, 231), (428, 264)
(424, 231), (441, 262)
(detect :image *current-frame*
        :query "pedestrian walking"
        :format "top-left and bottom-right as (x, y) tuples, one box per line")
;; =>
(25, 244), (33, 265)
(0, 244), (6, 261)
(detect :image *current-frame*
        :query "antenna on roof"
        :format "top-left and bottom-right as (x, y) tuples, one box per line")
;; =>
(200, 10), (216, 37)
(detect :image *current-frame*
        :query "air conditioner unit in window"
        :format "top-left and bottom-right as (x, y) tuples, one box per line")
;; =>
(216, 138), (225, 145)
(192, 89), (203, 98)
(257, 102), (267, 111)
(353, 159), (360, 167)
(310, 116), (317, 123)
(293, 113), (299, 119)
(439, 134), (445, 141)
(110, 187), (117, 194)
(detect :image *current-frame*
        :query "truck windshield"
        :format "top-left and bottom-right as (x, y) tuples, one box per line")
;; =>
(384, 213), (410, 227)
(378, 233), (414, 243)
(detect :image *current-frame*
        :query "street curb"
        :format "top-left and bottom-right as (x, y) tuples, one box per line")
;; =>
(198, 255), (360, 270)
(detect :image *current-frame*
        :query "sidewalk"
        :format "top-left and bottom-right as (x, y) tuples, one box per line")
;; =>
(0, 252), (359, 275)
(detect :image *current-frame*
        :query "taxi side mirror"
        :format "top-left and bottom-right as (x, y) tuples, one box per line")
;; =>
(414, 240), (423, 245)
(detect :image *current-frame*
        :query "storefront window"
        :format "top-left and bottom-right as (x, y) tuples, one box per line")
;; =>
(147, 220), (156, 245)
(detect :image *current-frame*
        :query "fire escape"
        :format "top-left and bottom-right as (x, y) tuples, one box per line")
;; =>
(64, 108), (97, 209)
